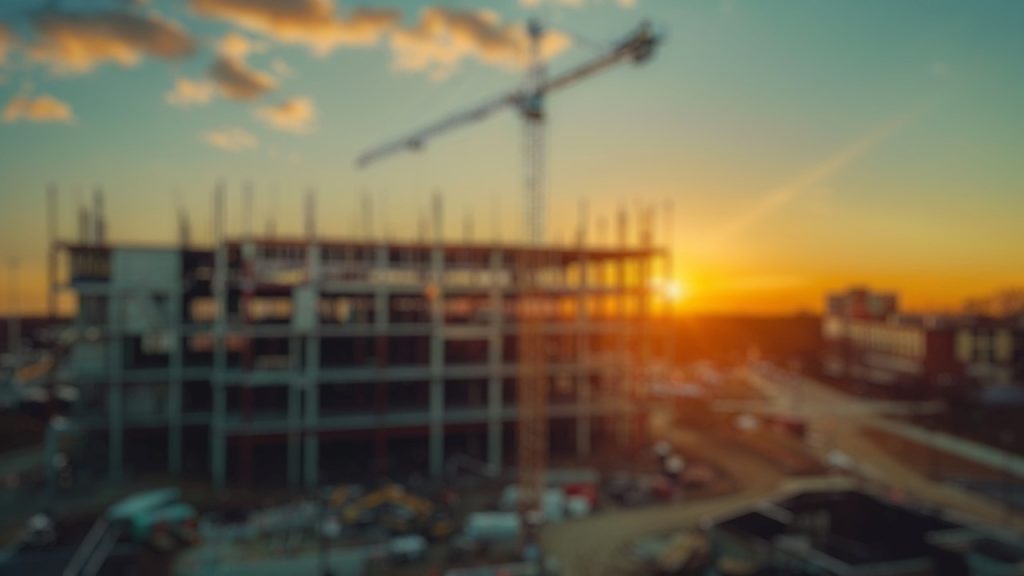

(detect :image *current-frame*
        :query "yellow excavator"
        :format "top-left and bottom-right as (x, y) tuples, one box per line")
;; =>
(336, 484), (455, 541)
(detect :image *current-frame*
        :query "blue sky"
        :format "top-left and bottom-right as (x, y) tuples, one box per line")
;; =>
(1, 0), (1022, 313)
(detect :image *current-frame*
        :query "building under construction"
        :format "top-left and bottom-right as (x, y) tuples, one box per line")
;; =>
(57, 195), (665, 489)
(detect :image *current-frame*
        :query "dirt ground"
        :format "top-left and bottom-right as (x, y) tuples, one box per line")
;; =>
(541, 417), (794, 576)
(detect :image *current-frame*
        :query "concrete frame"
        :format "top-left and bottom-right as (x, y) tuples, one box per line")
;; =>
(62, 237), (660, 490)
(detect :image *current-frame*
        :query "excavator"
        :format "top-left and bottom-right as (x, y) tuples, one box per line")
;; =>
(334, 483), (455, 541)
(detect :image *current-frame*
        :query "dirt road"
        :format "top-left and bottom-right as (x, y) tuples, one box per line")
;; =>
(541, 424), (795, 576)
(543, 367), (1024, 575)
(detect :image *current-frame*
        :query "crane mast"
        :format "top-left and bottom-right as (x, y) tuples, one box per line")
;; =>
(517, 18), (548, 542)
(522, 18), (546, 245)
(356, 18), (660, 535)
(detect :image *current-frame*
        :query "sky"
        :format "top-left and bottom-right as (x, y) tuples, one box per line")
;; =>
(0, 0), (1022, 315)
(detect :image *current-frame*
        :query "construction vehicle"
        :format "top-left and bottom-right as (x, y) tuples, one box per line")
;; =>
(338, 483), (455, 540)
(357, 18), (662, 528)
(62, 487), (197, 576)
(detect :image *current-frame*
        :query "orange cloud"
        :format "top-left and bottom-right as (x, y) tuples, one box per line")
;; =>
(208, 32), (275, 101)
(217, 30), (265, 59)
(210, 56), (276, 100)
(29, 8), (195, 74)
(188, 3), (571, 78)
(203, 127), (258, 151)
(256, 97), (316, 133)
(390, 7), (572, 79)
(165, 77), (215, 107)
(208, 55), (276, 99)
(3, 91), (74, 123)
(190, 0), (399, 55)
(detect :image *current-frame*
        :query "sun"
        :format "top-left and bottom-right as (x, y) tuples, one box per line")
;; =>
(662, 279), (689, 302)
(650, 277), (692, 305)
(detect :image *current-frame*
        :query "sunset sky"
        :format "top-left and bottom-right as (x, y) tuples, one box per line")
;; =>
(1, 0), (1022, 315)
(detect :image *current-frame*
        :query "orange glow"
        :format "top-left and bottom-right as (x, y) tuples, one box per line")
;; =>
(651, 276), (693, 315)
(662, 279), (689, 303)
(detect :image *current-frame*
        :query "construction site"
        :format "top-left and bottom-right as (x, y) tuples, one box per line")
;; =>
(3, 5), (1024, 576)
(56, 192), (666, 490)
(44, 18), (667, 498)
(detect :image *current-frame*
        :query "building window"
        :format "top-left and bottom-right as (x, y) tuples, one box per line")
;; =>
(189, 297), (218, 323)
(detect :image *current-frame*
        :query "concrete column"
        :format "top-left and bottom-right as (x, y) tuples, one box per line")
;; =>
(303, 335), (319, 489)
(374, 245), (390, 473)
(46, 184), (57, 319)
(168, 281), (183, 474)
(639, 210), (653, 371)
(374, 245), (390, 327)
(428, 277), (445, 477)
(428, 196), (445, 478)
(598, 258), (614, 446)
(287, 335), (302, 488)
(637, 212), (653, 449)
(107, 293), (124, 482)
(210, 242), (227, 490)
(304, 244), (322, 489)
(617, 211), (631, 449)
(486, 249), (504, 476)
(576, 249), (591, 459)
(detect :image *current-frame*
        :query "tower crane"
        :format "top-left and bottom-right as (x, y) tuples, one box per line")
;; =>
(357, 19), (659, 242)
(356, 20), (661, 529)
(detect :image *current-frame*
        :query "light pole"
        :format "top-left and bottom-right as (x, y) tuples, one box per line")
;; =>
(44, 416), (75, 502)
(1001, 429), (1014, 526)
(318, 490), (335, 576)
(7, 257), (19, 356)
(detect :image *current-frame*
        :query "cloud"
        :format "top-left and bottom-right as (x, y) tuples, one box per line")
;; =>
(208, 54), (276, 99)
(255, 97), (316, 133)
(165, 77), (215, 107)
(3, 91), (74, 123)
(0, 23), (13, 65)
(389, 7), (572, 79)
(203, 127), (258, 151)
(217, 30), (265, 59)
(190, 0), (399, 55)
(189, 3), (572, 79)
(208, 32), (275, 101)
(29, 8), (195, 74)
(210, 56), (276, 100)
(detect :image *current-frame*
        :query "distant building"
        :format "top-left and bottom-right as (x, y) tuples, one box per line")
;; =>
(59, 235), (662, 489)
(822, 287), (961, 389)
(706, 489), (1024, 576)
(956, 315), (1024, 388)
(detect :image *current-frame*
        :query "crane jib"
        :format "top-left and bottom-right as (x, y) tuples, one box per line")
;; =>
(355, 21), (660, 170)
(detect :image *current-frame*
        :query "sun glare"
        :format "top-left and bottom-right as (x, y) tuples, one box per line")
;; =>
(651, 277), (691, 304)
